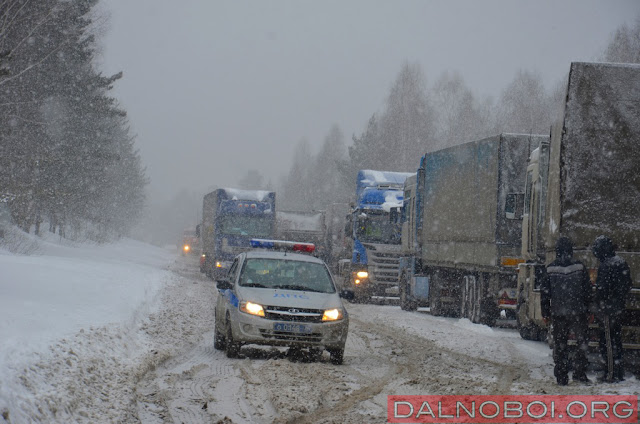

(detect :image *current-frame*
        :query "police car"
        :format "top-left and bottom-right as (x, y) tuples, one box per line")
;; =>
(214, 239), (353, 364)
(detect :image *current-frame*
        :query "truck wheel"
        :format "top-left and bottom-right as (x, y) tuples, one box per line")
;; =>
(478, 296), (498, 327)
(225, 322), (240, 358)
(518, 322), (533, 340)
(516, 304), (536, 340)
(538, 328), (548, 343)
(470, 275), (497, 326)
(516, 313), (539, 340)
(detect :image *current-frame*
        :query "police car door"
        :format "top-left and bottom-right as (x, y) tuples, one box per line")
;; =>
(216, 256), (241, 322)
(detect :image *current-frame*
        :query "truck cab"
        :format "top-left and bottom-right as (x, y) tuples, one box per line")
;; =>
(345, 170), (413, 301)
(201, 189), (276, 280)
(398, 168), (431, 311)
(516, 141), (550, 340)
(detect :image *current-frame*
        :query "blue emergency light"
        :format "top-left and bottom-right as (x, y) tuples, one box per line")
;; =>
(250, 239), (315, 253)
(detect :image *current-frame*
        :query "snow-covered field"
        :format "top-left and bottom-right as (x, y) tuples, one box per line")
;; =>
(1, 232), (638, 423)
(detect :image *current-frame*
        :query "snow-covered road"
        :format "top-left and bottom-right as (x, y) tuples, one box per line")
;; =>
(125, 256), (640, 423)
(2, 241), (638, 423)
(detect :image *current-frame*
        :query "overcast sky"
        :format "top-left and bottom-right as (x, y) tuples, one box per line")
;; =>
(99, 0), (639, 204)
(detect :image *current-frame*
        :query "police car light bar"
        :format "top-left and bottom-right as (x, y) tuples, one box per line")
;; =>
(250, 239), (316, 253)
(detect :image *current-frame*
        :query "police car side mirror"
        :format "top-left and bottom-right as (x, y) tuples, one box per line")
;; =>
(216, 278), (233, 290)
(339, 289), (355, 301)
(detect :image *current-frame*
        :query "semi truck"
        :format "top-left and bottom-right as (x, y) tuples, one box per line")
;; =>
(345, 169), (413, 300)
(516, 62), (640, 350)
(398, 133), (548, 326)
(181, 228), (200, 256)
(275, 210), (326, 251)
(201, 188), (276, 279)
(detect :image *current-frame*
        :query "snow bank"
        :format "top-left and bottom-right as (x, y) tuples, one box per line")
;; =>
(0, 233), (174, 421)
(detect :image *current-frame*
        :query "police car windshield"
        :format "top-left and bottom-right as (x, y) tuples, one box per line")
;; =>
(239, 258), (336, 293)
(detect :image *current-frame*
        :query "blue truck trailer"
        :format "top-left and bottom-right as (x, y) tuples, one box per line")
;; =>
(398, 133), (548, 325)
(345, 170), (413, 300)
(201, 188), (276, 279)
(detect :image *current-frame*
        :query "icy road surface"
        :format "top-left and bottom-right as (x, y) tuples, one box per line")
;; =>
(3, 253), (638, 423)
(126, 257), (639, 423)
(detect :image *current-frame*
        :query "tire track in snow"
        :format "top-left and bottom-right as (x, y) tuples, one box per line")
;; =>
(130, 256), (227, 423)
(129, 258), (556, 424)
(131, 256), (264, 423)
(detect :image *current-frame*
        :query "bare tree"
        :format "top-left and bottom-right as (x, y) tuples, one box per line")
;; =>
(280, 138), (314, 211)
(380, 61), (435, 170)
(430, 71), (493, 149)
(494, 69), (553, 135)
(601, 15), (640, 63)
(310, 124), (349, 210)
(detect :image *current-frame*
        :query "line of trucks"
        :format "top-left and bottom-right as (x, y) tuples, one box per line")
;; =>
(392, 62), (640, 353)
(199, 188), (350, 280)
(198, 61), (640, 354)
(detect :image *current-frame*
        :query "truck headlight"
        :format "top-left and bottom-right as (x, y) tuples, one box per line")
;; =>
(322, 308), (343, 321)
(240, 301), (265, 317)
(356, 271), (368, 279)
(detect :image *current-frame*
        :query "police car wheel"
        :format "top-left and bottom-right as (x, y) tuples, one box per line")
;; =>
(328, 348), (344, 365)
(225, 323), (240, 358)
(214, 326), (225, 350)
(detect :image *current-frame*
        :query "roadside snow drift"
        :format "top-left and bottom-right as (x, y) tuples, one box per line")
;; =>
(0, 234), (174, 422)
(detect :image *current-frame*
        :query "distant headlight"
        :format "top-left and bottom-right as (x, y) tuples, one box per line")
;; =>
(356, 271), (368, 279)
(322, 308), (343, 321)
(240, 301), (265, 317)
(216, 261), (222, 268)
(183, 245), (190, 252)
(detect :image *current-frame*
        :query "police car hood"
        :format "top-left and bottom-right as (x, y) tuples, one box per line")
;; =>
(237, 286), (343, 310)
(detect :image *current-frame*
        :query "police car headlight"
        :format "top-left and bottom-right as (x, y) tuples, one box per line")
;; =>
(322, 308), (343, 321)
(240, 301), (265, 317)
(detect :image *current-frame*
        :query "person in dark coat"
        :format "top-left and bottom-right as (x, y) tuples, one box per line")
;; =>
(541, 236), (592, 385)
(592, 235), (632, 382)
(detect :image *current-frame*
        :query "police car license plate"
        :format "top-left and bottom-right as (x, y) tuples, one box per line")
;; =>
(274, 322), (312, 334)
